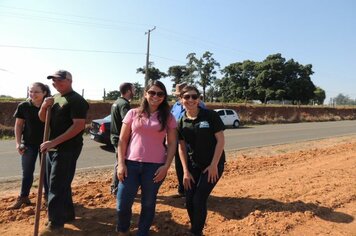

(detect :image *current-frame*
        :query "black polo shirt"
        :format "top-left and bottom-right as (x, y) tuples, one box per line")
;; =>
(13, 101), (45, 145)
(178, 108), (225, 169)
(50, 91), (89, 150)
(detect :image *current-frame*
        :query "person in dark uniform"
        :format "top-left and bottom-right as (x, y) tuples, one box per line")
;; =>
(39, 70), (89, 235)
(177, 85), (225, 236)
(7, 82), (51, 210)
(110, 82), (134, 195)
(171, 83), (205, 198)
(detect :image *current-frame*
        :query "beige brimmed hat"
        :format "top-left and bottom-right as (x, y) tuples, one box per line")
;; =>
(174, 82), (187, 95)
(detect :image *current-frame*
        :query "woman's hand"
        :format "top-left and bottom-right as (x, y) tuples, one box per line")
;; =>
(153, 165), (169, 183)
(183, 171), (195, 190)
(117, 164), (127, 182)
(204, 164), (219, 183)
(16, 143), (26, 155)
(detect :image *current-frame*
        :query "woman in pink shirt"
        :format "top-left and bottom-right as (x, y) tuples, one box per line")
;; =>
(116, 80), (177, 236)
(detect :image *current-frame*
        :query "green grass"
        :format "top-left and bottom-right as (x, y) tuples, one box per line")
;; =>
(0, 135), (14, 140)
(0, 97), (25, 102)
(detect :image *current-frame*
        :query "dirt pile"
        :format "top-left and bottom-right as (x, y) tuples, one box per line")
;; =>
(0, 136), (356, 235)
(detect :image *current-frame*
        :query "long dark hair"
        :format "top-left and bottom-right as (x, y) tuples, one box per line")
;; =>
(138, 80), (170, 131)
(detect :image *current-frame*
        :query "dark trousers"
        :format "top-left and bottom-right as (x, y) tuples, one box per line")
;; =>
(174, 146), (184, 194)
(185, 160), (224, 235)
(46, 146), (82, 227)
(111, 147), (119, 194)
(20, 144), (48, 197)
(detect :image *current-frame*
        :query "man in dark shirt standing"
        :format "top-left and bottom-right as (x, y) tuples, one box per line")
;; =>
(39, 70), (89, 234)
(110, 82), (135, 195)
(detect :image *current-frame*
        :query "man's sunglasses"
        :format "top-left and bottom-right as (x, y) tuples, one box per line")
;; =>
(182, 94), (199, 100)
(147, 90), (165, 98)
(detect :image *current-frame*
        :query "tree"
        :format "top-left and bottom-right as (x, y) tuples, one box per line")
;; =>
(105, 90), (120, 100)
(284, 63), (315, 104)
(167, 65), (192, 90)
(205, 85), (221, 102)
(313, 87), (326, 105)
(186, 51), (220, 101)
(333, 93), (356, 105)
(137, 62), (167, 81)
(0, 95), (13, 98)
(219, 53), (318, 104)
(133, 82), (143, 100)
(252, 54), (286, 103)
(220, 60), (256, 102)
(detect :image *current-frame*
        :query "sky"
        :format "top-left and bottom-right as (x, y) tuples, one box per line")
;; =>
(0, 0), (355, 103)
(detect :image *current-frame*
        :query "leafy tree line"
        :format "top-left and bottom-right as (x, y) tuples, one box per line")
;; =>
(136, 52), (326, 105)
(106, 52), (327, 104)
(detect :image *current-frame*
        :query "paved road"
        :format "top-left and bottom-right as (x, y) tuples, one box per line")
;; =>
(1, 120), (356, 180)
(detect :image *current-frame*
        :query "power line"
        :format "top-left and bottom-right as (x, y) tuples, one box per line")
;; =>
(0, 4), (267, 70)
(150, 54), (185, 64)
(0, 11), (146, 32)
(0, 44), (185, 64)
(0, 5), (151, 28)
(1, 4), (256, 59)
(0, 44), (144, 55)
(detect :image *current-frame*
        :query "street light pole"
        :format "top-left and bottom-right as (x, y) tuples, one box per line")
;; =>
(144, 26), (156, 87)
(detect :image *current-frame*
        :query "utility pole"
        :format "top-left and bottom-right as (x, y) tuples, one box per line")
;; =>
(144, 26), (156, 87)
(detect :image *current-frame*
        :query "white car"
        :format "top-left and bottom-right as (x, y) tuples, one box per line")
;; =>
(214, 109), (240, 128)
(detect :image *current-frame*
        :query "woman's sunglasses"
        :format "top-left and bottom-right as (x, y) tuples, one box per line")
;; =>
(147, 90), (165, 98)
(182, 94), (199, 100)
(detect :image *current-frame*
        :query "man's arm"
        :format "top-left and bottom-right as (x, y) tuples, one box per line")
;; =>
(40, 118), (85, 152)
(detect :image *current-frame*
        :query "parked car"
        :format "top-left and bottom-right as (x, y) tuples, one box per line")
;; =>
(89, 115), (112, 146)
(214, 109), (240, 128)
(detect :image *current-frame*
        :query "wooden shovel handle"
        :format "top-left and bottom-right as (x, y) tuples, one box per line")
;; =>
(33, 107), (51, 236)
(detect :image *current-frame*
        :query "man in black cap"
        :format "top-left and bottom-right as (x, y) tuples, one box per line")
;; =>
(39, 70), (89, 234)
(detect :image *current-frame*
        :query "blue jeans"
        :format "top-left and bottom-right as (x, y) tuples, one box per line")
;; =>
(185, 161), (224, 235)
(46, 146), (82, 227)
(116, 160), (164, 236)
(20, 144), (48, 197)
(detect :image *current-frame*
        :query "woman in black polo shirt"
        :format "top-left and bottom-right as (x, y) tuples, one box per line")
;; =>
(7, 82), (51, 210)
(177, 85), (225, 236)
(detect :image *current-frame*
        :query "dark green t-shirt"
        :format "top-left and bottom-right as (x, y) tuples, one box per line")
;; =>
(50, 91), (89, 150)
(13, 101), (44, 145)
(110, 97), (130, 146)
(178, 108), (225, 169)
